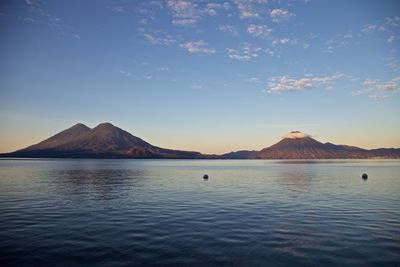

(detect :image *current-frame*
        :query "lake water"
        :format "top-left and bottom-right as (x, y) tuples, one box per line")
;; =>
(0, 159), (399, 267)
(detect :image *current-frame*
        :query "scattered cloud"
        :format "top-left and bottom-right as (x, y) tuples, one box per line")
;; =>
(25, 0), (45, 12)
(219, 25), (239, 36)
(118, 70), (132, 77)
(361, 24), (378, 34)
(266, 74), (345, 93)
(247, 24), (273, 39)
(235, 0), (268, 19)
(265, 48), (280, 57)
(270, 8), (293, 23)
(167, 0), (200, 25)
(180, 40), (216, 54)
(322, 33), (354, 53)
(387, 35), (399, 43)
(143, 32), (176, 45)
(368, 94), (390, 101)
(272, 38), (292, 46)
(379, 81), (399, 91)
(204, 3), (224, 16)
(172, 18), (197, 25)
(227, 43), (261, 61)
(166, 0), (227, 25)
(361, 16), (400, 34)
(351, 77), (400, 100)
(22, 0), (80, 39)
(350, 90), (363, 96)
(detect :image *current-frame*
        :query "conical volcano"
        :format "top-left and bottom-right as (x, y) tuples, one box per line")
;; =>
(251, 132), (340, 159)
(224, 131), (399, 159)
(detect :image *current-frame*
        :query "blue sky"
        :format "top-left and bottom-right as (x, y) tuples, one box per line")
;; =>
(0, 0), (399, 154)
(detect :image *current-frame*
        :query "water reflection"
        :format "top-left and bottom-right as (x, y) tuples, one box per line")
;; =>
(0, 159), (399, 267)
(52, 169), (148, 201)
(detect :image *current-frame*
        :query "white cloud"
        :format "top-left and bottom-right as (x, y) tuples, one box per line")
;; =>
(283, 131), (312, 139)
(247, 24), (273, 39)
(270, 8), (293, 23)
(369, 94), (390, 101)
(180, 40), (215, 54)
(266, 74), (345, 93)
(361, 16), (400, 34)
(363, 79), (378, 90)
(172, 18), (196, 25)
(379, 81), (398, 91)
(272, 38), (291, 46)
(118, 70), (132, 77)
(351, 77), (400, 100)
(227, 43), (261, 61)
(265, 48), (275, 56)
(25, 0), (44, 11)
(205, 3), (222, 16)
(235, 0), (267, 19)
(222, 2), (231, 10)
(167, 0), (227, 25)
(322, 33), (354, 54)
(387, 35), (398, 43)
(143, 33), (176, 45)
(361, 24), (378, 33)
(350, 90), (363, 96)
(167, 0), (199, 25)
(219, 25), (239, 36)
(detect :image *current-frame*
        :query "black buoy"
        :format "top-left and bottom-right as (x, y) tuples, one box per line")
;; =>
(362, 173), (368, 179)
(203, 174), (209, 180)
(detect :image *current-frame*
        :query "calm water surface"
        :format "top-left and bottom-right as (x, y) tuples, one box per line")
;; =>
(0, 159), (399, 267)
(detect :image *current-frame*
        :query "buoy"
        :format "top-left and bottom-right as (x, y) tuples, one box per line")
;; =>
(203, 174), (209, 180)
(362, 173), (368, 179)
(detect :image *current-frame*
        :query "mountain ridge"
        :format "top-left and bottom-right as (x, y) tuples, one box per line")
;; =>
(1, 125), (399, 159)
(2, 123), (207, 159)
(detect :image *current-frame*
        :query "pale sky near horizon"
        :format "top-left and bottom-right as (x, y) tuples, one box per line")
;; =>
(0, 0), (399, 154)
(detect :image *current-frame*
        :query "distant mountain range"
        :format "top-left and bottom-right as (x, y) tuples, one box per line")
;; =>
(1, 124), (399, 159)
(223, 131), (400, 159)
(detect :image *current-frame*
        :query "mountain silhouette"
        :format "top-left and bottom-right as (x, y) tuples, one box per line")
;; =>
(2, 123), (205, 159)
(224, 131), (400, 159)
(1, 127), (399, 159)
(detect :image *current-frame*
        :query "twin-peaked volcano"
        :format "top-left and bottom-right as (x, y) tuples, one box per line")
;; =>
(3, 123), (204, 159)
(1, 126), (399, 159)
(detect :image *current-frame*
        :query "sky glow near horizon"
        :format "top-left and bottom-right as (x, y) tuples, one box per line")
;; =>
(0, 0), (399, 154)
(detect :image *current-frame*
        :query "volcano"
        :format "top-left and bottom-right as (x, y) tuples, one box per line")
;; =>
(224, 131), (400, 159)
(1, 123), (205, 159)
(1, 128), (399, 159)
